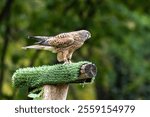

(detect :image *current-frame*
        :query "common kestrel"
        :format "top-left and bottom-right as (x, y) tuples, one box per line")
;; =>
(22, 30), (91, 63)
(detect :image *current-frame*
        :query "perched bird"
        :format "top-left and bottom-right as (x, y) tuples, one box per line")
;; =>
(22, 30), (91, 63)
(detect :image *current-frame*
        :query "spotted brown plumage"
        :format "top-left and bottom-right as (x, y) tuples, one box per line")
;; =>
(22, 30), (91, 63)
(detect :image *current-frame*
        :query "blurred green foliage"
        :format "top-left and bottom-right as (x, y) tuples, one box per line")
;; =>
(0, 0), (150, 100)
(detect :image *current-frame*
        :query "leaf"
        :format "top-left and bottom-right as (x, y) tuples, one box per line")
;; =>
(28, 93), (39, 98)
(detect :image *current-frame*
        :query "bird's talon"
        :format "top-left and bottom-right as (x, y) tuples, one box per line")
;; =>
(68, 60), (72, 64)
(63, 61), (69, 64)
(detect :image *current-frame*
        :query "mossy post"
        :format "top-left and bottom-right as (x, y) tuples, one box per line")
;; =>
(12, 61), (97, 100)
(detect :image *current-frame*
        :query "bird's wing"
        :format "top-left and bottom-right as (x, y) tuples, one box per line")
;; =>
(28, 33), (74, 47)
(38, 33), (74, 47)
(48, 37), (74, 47)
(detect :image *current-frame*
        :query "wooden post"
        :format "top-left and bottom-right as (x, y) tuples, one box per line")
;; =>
(43, 84), (69, 100)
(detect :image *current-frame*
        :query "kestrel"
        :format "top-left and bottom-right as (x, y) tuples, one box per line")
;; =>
(22, 30), (91, 63)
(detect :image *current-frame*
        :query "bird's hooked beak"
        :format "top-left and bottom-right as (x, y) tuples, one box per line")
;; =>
(87, 32), (91, 39)
(85, 30), (91, 40)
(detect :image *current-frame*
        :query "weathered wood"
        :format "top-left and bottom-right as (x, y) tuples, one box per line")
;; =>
(43, 84), (69, 100)
(80, 63), (97, 78)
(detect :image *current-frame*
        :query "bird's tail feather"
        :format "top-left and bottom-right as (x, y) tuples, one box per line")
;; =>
(28, 36), (51, 41)
(22, 45), (56, 52)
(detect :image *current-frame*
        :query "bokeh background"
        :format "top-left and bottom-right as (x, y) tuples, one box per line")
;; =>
(0, 0), (150, 100)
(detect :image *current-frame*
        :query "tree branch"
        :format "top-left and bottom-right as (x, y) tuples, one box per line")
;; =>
(0, 0), (14, 96)
(0, 0), (14, 23)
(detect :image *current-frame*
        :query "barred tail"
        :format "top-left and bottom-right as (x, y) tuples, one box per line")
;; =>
(22, 45), (56, 52)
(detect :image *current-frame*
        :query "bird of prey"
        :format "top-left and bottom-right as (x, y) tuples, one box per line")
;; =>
(22, 30), (91, 63)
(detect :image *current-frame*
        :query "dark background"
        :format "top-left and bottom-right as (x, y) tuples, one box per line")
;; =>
(0, 0), (150, 99)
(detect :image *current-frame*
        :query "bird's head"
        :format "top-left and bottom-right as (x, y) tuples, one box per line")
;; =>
(78, 30), (91, 41)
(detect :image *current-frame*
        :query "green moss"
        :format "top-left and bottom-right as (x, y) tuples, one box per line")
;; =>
(12, 61), (92, 88)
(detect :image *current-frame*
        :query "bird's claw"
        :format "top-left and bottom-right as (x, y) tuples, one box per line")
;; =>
(63, 61), (69, 65)
(68, 60), (72, 64)
(63, 60), (72, 64)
